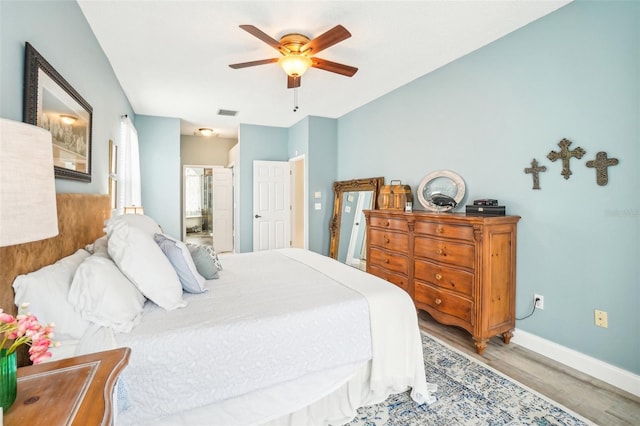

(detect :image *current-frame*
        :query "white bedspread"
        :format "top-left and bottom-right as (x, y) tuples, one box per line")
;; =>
(113, 249), (373, 424)
(77, 248), (434, 425)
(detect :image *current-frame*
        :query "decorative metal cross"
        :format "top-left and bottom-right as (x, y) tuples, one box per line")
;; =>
(524, 158), (547, 190)
(586, 151), (619, 186)
(547, 138), (586, 180)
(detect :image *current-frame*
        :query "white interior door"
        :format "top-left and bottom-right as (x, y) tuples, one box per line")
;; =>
(212, 168), (233, 253)
(253, 160), (291, 251)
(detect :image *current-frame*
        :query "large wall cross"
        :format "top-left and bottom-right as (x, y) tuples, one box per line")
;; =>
(586, 151), (619, 186)
(547, 138), (586, 180)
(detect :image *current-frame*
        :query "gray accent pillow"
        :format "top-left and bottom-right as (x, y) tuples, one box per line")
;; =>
(186, 243), (222, 280)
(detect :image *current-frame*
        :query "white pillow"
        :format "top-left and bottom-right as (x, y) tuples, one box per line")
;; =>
(107, 218), (186, 310)
(85, 235), (109, 258)
(154, 234), (207, 294)
(69, 255), (146, 332)
(13, 249), (92, 340)
(105, 214), (162, 237)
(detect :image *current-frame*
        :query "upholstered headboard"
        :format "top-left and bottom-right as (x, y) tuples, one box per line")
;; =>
(0, 193), (110, 321)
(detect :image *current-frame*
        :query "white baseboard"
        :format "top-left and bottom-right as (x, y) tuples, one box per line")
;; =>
(512, 328), (640, 397)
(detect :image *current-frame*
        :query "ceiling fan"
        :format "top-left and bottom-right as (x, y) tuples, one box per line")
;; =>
(229, 24), (358, 89)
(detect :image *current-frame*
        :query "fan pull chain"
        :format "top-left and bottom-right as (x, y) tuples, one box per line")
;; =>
(293, 87), (299, 112)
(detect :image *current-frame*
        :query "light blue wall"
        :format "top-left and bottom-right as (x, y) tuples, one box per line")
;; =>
(288, 117), (309, 159)
(238, 124), (289, 252)
(307, 116), (338, 254)
(136, 115), (181, 239)
(337, 0), (639, 374)
(0, 0), (134, 195)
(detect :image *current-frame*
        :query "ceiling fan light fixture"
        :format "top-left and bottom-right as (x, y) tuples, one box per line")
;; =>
(198, 128), (214, 137)
(278, 55), (312, 77)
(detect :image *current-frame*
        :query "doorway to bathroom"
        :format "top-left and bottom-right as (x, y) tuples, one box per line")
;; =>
(183, 165), (233, 252)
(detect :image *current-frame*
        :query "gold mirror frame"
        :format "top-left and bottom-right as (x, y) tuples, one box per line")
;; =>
(329, 177), (384, 259)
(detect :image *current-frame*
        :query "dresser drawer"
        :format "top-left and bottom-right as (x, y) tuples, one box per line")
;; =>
(369, 247), (408, 275)
(414, 259), (473, 297)
(369, 229), (409, 252)
(414, 281), (473, 325)
(414, 221), (474, 241)
(368, 265), (409, 292)
(414, 237), (474, 269)
(369, 216), (407, 232)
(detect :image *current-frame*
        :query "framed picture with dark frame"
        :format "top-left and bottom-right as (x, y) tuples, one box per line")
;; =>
(23, 42), (93, 182)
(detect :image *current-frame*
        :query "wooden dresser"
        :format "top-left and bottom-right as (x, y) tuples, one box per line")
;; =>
(365, 210), (520, 355)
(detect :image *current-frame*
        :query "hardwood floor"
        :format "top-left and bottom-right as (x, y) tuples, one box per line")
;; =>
(417, 311), (640, 426)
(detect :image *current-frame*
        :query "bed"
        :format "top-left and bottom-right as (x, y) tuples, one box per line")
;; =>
(0, 194), (435, 425)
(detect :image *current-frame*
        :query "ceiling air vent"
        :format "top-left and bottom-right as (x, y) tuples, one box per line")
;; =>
(218, 109), (238, 117)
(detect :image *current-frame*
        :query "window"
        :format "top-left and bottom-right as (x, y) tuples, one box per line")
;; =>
(117, 116), (141, 214)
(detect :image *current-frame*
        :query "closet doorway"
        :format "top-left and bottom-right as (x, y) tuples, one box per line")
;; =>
(183, 165), (233, 252)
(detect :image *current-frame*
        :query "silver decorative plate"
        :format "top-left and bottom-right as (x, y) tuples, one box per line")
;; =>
(417, 170), (466, 212)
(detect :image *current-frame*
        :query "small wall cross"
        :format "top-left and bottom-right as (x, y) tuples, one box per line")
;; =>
(547, 138), (586, 180)
(524, 158), (547, 190)
(586, 151), (619, 186)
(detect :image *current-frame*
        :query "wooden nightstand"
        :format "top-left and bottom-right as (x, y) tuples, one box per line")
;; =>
(4, 347), (130, 426)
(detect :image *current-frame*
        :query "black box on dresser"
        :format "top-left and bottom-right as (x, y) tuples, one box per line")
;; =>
(465, 205), (506, 216)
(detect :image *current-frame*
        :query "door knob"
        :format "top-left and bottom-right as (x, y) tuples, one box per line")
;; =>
(254, 214), (262, 218)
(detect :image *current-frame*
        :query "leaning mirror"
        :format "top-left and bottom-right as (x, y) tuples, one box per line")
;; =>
(329, 177), (384, 269)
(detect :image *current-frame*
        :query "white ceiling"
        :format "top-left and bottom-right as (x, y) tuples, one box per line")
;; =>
(78, 1), (571, 139)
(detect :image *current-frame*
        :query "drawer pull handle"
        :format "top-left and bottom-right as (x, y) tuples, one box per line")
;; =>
(435, 273), (442, 280)
(385, 221), (390, 227)
(384, 258), (390, 264)
(435, 298), (442, 305)
(436, 226), (443, 234)
(436, 248), (444, 255)
(384, 236), (390, 243)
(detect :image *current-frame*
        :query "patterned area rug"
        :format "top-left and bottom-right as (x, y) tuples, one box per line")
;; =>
(346, 332), (593, 426)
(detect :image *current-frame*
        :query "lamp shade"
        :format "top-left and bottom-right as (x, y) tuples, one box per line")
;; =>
(0, 118), (59, 247)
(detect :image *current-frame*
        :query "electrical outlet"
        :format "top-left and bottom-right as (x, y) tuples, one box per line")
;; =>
(534, 294), (544, 310)
(594, 309), (608, 328)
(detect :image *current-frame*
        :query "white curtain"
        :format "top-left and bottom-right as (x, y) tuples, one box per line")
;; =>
(118, 115), (141, 214)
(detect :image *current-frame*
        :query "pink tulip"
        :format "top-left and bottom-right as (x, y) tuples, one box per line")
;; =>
(1, 306), (56, 364)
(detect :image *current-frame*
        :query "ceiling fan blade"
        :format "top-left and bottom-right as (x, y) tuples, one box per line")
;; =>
(301, 25), (351, 55)
(239, 25), (282, 51)
(229, 58), (278, 69)
(287, 75), (301, 89)
(311, 58), (358, 77)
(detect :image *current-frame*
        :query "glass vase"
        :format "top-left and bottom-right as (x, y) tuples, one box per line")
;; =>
(0, 349), (17, 412)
